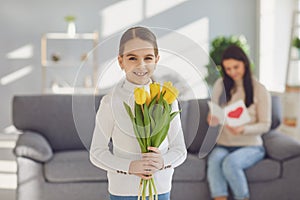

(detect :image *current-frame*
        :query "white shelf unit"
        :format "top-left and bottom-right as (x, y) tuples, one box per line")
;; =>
(284, 10), (300, 130)
(41, 32), (99, 94)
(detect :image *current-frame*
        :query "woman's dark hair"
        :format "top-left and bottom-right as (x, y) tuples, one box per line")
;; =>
(220, 45), (253, 107)
(119, 26), (158, 56)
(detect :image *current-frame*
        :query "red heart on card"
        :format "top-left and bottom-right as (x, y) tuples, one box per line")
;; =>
(228, 107), (243, 118)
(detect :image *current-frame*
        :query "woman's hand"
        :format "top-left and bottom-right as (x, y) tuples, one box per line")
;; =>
(226, 125), (244, 135)
(207, 113), (219, 126)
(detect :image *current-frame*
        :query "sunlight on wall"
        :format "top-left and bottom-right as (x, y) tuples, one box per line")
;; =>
(176, 17), (209, 53)
(0, 134), (17, 190)
(99, 0), (143, 37)
(6, 44), (33, 59)
(145, 0), (188, 18)
(0, 65), (33, 85)
(158, 18), (210, 99)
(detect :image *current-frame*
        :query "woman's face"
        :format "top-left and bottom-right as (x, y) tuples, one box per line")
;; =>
(118, 38), (159, 85)
(222, 58), (245, 81)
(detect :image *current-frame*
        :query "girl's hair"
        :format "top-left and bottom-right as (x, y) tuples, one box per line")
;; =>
(119, 26), (158, 56)
(220, 45), (253, 107)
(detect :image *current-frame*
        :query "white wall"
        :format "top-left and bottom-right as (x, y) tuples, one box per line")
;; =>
(259, 0), (297, 92)
(0, 0), (257, 130)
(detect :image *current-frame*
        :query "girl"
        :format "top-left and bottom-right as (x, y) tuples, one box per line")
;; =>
(90, 26), (187, 200)
(207, 45), (271, 200)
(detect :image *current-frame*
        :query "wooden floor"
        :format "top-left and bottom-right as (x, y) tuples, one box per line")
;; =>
(0, 133), (18, 200)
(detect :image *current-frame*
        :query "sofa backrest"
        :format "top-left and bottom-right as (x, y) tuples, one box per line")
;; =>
(13, 95), (103, 152)
(13, 95), (281, 153)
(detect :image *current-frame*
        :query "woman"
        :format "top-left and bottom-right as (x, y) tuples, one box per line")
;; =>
(207, 45), (271, 200)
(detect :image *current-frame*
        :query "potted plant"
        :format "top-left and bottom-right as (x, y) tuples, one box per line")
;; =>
(292, 37), (300, 58)
(64, 15), (76, 37)
(292, 37), (300, 49)
(205, 35), (251, 87)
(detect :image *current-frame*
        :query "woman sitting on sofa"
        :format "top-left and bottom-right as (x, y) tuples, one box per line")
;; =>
(206, 45), (271, 200)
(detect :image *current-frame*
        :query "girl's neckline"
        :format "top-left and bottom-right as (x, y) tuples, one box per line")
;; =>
(122, 79), (152, 92)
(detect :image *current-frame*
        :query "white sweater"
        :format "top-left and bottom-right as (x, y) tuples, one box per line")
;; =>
(90, 79), (187, 196)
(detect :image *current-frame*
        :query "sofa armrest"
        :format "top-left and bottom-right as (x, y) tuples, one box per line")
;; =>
(263, 129), (300, 161)
(14, 131), (53, 162)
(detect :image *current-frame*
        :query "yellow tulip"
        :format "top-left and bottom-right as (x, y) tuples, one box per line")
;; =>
(150, 82), (161, 101)
(146, 91), (151, 106)
(134, 87), (147, 105)
(162, 81), (179, 104)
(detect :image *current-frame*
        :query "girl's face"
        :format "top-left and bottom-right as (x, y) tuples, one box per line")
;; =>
(222, 58), (245, 81)
(118, 38), (159, 85)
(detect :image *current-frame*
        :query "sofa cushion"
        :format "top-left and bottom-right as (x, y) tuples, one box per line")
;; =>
(245, 159), (281, 182)
(44, 150), (107, 183)
(173, 154), (206, 181)
(263, 130), (300, 161)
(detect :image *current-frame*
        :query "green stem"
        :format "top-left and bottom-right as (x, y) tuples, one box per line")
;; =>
(150, 178), (158, 200)
(149, 178), (153, 200)
(138, 178), (143, 200)
(142, 180), (147, 200)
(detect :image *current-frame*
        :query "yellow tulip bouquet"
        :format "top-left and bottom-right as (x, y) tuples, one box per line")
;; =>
(123, 82), (180, 200)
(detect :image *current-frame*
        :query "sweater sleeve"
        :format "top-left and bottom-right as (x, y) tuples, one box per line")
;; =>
(243, 82), (272, 135)
(89, 94), (132, 174)
(162, 100), (187, 169)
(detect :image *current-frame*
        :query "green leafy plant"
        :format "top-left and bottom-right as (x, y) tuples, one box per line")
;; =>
(64, 15), (76, 22)
(205, 35), (251, 86)
(292, 37), (300, 49)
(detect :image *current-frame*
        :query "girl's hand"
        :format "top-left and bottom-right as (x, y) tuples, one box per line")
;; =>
(207, 113), (219, 126)
(129, 160), (156, 180)
(142, 147), (164, 171)
(226, 125), (244, 135)
(135, 173), (153, 180)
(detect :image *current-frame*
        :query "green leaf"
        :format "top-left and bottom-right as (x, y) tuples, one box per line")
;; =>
(149, 103), (156, 133)
(149, 94), (158, 106)
(135, 103), (146, 147)
(158, 91), (165, 105)
(151, 105), (169, 137)
(152, 124), (170, 147)
(153, 104), (164, 123)
(123, 102), (147, 152)
(132, 119), (146, 153)
(123, 102), (134, 121)
(135, 103), (144, 126)
(143, 104), (151, 147)
(170, 110), (181, 121)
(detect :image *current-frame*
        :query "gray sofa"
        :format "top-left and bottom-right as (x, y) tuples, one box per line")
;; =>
(12, 94), (300, 200)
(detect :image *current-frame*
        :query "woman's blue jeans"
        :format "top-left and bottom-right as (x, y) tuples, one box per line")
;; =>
(207, 145), (265, 200)
(110, 192), (170, 200)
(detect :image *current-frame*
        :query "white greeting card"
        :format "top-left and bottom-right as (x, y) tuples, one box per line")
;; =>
(208, 100), (251, 127)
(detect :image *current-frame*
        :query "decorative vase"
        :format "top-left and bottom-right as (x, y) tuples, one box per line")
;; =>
(67, 21), (76, 37)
